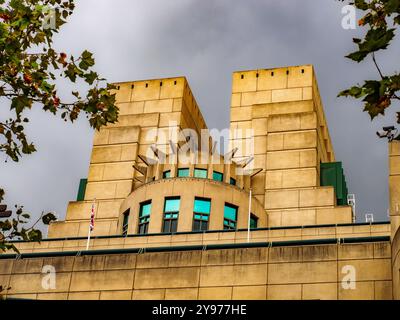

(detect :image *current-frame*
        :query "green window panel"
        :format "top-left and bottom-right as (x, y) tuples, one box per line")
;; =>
(193, 197), (211, 232)
(194, 168), (208, 179)
(140, 201), (152, 217)
(212, 171), (223, 182)
(320, 162), (349, 206)
(194, 214), (209, 221)
(194, 198), (211, 214)
(250, 215), (258, 229)
(224, 204), (237, 221)
(177, 168), (190, 177)
(223, 203), (238, 230)
(229, 177), (236, 186)
(163, 197), (180, 233)
(76, 178), (87, 201)
(164, 197), (180, 213)
(162, 170), (171, 179)
(138, 201), (151, 235)
(164, 213), (179, 219)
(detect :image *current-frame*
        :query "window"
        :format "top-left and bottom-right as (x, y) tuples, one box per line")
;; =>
(230, 177), (237, 186)
(177, 168), (190, 177)
(138, 201), (151, 235)
(250, 214), (258, 229)
(162, 170), (171, 179)
(162, 197), (180, 233)
(194, 168), (208, 179)
(122, 209), (130, 236)
(193, 198), (211, 231)
(212, 171), (223, 182)
(223, 203), (238, 230)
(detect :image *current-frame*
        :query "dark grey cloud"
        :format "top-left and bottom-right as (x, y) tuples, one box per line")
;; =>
(1, 0), (398, 230)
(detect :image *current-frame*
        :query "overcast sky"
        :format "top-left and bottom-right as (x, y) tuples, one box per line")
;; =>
(1, 0), (399, 233)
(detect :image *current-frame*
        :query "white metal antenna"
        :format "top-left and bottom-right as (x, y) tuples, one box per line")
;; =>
(365, 213), (374, 223)
(347, 194), (356, 223)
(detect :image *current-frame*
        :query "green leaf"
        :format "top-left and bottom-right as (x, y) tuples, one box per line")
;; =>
(27, 229), (42, 242)
(84, 71), (98, 85)
(11, 96), (32, 115)
(79, 50), (95, 70)
(21, 142), (36, 154)
(346, 28), (395, 62)
(42, 212), (57, 225)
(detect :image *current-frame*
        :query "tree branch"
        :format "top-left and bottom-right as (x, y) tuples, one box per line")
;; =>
(372, 53), (385, 79)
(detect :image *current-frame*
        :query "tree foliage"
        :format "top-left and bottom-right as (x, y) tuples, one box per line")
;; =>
(338, 0), (400, 123)
(0, 0), (119, 255)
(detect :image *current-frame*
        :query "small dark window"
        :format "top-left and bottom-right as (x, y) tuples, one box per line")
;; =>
(250, 214), (258, 229)
(122, 209), (130, 236)
(271, 72), (274, 76)
(212, 171), (223, 182)
(138, 201), (151, 235)
(241, 74), (244, 79)
(162, 197), (180, 233)
(256, 73), (259, 78)
(230, 177), (236, 186)
(192, 198), (211, 232)
(145, 83), (148, 88)
(162, 170), (171, 179)
(131, 84), (134, 89)
(174, 80), (177, 85)
(286, 70), (289, 75)
(301, 69), (305, 74)
(223, 203), (238, 230)
(160, 81), (163, 86)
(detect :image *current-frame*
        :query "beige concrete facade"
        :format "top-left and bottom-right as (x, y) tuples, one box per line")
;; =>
(390, 141), (400, 299)
(0, 242), (393, 300)
(0, 65), (397, 300)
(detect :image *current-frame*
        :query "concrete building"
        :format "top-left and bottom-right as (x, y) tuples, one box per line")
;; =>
(0, 65), (398, 300)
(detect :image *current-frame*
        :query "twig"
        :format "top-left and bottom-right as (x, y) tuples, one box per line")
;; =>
(372, 52), (385, 79)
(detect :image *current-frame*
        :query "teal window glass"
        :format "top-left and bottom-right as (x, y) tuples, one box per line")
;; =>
(122, 209), (130, 236)
(212, 171), (223, 182)
(229, 177), (237, 186)
(193, 198), (211, 231)
(138, 201), (151, 234)
(193, 198), (211, 214)
(194, 168), (208, 179)
(177, 168), (190, 177)
(163, 197), (180, 233)
(163, 170), (171, 179)
(250, 214), (258, 229)
(164, 198), (180, 213)
(223, 203), (238, 230)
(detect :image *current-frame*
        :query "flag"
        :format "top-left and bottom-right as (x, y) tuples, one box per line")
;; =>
(90, 201), (95, 231)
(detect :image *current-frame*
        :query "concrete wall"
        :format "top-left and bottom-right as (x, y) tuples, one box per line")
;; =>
(228, 65), (352, 227)
(12, 223), (391, 254)
(0, 242), (391, 300)
(48, 77), (209, 238)
(390, 141), (400, 299)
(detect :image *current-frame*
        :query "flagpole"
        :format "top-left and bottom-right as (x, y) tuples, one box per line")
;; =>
(86, 224), (91, 251)
(86, 198), (95, 251)
(247, 188), (252, 243)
